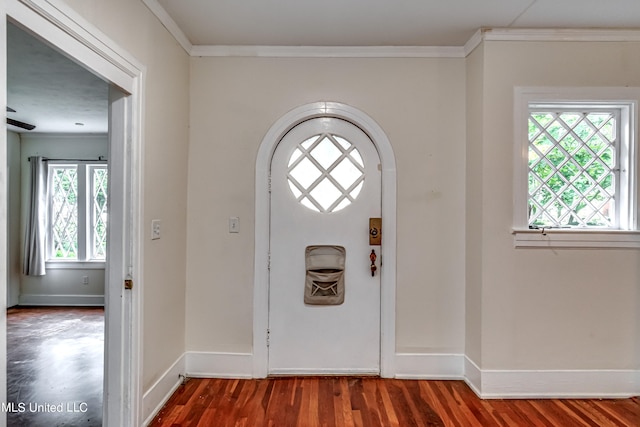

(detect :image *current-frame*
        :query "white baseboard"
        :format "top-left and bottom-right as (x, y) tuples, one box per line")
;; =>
(18, 293), (105, 306)
(464, 356), (482, 395)
(142, 353), (186, 426)
(395, 353), (465, 379)
(185, 351), (253, 379)
(464, 356), (640, 398)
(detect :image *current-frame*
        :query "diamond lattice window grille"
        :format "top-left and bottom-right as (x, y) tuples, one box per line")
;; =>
(287, 134), (365, 213)
(92, 167), (108, 259)
(50, 166), (79, 259)
(528, 109), (620, 228)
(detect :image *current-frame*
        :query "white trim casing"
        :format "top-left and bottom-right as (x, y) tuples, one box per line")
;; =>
(254, 102), (397, 378)
(513, 86), (640, 249)
(0, 4), (7, 413)
(513, 229), (640, 248)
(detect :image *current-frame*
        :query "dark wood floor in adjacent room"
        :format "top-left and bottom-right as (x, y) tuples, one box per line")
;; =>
(6, 306), (104, 427)
(150, 376), (640, 427)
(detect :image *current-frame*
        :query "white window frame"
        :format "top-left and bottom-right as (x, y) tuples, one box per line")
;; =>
(513, 87), (640, 248)
(47, 161), (108, 268)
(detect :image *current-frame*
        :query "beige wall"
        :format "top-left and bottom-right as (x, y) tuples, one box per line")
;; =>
(186, 57), (467, 356)
(477, 40), (640, 370)
(465, 44), (484, 367)
(60, 0), (190, 390)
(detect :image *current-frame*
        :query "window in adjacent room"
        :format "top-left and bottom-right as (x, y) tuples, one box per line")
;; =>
(48, 162), (108, 262)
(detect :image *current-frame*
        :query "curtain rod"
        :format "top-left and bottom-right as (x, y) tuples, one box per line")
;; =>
(28, 156), (107, 162)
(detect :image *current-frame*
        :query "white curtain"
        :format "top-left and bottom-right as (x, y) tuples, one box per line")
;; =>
(23, 156), (48, 276)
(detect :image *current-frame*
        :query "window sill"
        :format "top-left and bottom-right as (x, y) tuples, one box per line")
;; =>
(512, 228), (640, 249)
(46, 261), (106, 270)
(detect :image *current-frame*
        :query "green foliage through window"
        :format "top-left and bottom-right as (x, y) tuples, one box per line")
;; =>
(49, 164), (108, 260)
(528, 109), (618, 228)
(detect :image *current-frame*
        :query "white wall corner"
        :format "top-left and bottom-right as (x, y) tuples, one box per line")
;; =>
(142, 353), (186, 426)
(185, 351), (253, 379)
(394, 353), (465, 380)
(463, 356), (482, 397)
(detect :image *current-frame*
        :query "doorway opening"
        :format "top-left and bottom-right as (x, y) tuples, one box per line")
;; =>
(6, 21), (109, 426)
(3, 2), (143, 424)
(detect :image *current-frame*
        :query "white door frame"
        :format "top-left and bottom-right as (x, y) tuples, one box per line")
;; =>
(253, 102), (397, 378)
(2, 1), (144, 425)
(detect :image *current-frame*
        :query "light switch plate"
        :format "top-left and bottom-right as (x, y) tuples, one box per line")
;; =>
(151, 219), (161, 240)
(229, 217), (240, 233)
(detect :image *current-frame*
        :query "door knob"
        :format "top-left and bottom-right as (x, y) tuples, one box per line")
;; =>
(370, 249), (377, 277)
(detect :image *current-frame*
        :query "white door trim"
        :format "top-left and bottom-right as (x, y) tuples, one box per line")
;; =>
(254, 102), (397, 378)
(4, 1), (144, 425)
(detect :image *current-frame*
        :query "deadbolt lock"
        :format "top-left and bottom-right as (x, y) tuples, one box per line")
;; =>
(369, 217), (382, 245)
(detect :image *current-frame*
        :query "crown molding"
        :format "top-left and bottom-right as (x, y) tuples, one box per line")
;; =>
(482, 27), (640, 43)
(464, 29), (484, 57)
(142, 0), (192, 54)
(190, 45), (465, 58)
(179, 28), (640, 59)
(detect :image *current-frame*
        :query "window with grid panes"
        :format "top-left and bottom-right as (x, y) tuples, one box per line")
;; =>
(513, 87), (640, 248)
(48, 163), (108, 261)
(528, 107), (621, 228)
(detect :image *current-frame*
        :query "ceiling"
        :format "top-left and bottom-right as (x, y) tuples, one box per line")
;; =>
(152, 0), (640, 47)
(6, 22), (108, 134)
(6, 0), (640, 135)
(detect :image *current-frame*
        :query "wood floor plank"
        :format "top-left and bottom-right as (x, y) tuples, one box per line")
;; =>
(591, 397), (640, 427)
(336, 378), (356, 427)
(417, 381), (456, 427)
(378, 378), (400, 426)
(446, 382), (485, 427)
(149, 378), (640, 427)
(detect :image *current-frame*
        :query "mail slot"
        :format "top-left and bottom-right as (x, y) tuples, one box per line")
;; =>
(304, 245), (346, 305)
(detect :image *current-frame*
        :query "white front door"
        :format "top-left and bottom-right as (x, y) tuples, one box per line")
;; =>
(268, 117), (381, 375)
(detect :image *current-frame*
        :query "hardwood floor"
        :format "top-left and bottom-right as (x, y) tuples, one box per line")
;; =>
(150, 377), (640, 427)
(6, 306), (104, 427)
